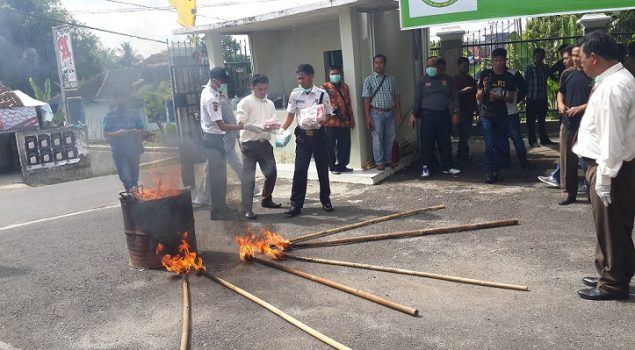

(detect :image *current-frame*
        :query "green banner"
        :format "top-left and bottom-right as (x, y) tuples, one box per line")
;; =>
(400, 0), (635, 29)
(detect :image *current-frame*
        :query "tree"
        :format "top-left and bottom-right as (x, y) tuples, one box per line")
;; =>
(134, 81), (172, 129)
(0, 0), (115, 93)
(117, 42), (142, 67)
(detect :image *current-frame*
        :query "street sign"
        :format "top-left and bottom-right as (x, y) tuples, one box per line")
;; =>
(53, 26), (79, 90)
(399, 0), (635, 30)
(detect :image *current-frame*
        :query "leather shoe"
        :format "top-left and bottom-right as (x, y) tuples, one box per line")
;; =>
(261, 200), (282, 208)
(322, 202), (334, 212)
(582, 276), (598, 287)
(559, 197), (577, 205)
(244, 211), (257, 220)
(578, 287), (629, 300)
(286, 206), (302, 217)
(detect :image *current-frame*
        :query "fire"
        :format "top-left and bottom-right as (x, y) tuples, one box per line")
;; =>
(134, 168), (183, 201)
(155, 243), (165, 255)
(234, 229), (290, 261)
(161, 232), (206, 275)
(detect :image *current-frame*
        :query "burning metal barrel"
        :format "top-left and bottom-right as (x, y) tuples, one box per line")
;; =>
(119, 188), (197, 269)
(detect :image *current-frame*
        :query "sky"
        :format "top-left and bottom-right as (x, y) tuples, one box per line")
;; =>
(59, 0), (494, 57)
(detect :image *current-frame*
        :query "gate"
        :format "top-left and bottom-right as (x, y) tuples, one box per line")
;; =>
(168, 41), (209, 188)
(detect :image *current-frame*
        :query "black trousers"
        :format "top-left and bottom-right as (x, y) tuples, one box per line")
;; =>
(526, 99), (549, 144)
(324, 127), (351, 170)
(290, 127), (331, 208)
(419, 109), (453, 171)
(240, 140), (277, 212)
(202, 133), (227, 215)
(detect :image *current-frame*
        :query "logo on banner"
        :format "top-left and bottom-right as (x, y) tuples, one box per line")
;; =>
(53, 27), (79, 90)
(410, 0), (477, 16)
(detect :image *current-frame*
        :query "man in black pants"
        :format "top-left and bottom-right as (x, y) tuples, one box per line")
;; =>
(236, 74), (282, 220)
(524, 48), (556, 146)
(408, 56), (461, 178)
(280, 64), (334, 217)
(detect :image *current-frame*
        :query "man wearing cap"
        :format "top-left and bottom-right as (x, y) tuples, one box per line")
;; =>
(280, 64), (334, 218)
(200, 67), (254, 220)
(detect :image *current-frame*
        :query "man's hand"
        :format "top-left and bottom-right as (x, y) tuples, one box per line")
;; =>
(408, 113), (417, 129)
(595, 183), (612, 207)
(350, 118), (355, 129)
(566, 106), (582, 116)
(451, 113), (460, 126)
(365, 118), (373, 131)
(558, 104), (568, 115)
(395, 112), (402, 127)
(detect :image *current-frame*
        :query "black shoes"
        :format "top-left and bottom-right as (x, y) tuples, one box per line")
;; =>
(322, 202), (334, 212)
(244, 211), (257, 220)
(261, 199), (282, 208)
(578, 287), (629, 300)
(582, 276), (599, 287)
(542, 139), (558, 146)
(286, 206), (302, 217)
(340, 167), (353, 173)
(559, 197), (577, 205)
(485, 172), (503, 184)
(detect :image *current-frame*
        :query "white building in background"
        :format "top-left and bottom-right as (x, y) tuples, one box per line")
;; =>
(174, 0), (430, 182)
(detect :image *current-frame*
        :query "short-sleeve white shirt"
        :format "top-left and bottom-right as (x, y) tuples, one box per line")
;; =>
(286, 86), (333, 117)
(200, 85), (224, 135)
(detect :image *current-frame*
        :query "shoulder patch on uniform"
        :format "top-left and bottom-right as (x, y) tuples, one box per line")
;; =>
(213, 102), (219, 111)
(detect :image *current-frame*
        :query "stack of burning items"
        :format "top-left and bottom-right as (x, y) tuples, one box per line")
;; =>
(119, 180), (528, 349)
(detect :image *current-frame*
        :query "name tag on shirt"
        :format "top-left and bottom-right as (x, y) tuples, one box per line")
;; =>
(442, 80), (447, 86)
(425, 83), (432, 87)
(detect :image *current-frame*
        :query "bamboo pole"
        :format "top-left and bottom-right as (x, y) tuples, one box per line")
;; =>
(200, 271), (351, 350)
(292, 219), (519, 249)
(180, 274), (190, 350)
(285, 254), (529, 291)
(250, 256), (419, 316)
(289, 205), (446, 244)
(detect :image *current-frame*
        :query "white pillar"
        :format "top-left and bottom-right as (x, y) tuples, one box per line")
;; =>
(436, 27), (465, 76)
(339, 6), (369, 169)
(577, 14), (612, 34)
(204, 31), (225, 68)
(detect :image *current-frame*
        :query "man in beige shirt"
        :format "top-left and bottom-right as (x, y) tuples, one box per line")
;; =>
(236, 74), (282, 220)
(573, 32), (635, 301)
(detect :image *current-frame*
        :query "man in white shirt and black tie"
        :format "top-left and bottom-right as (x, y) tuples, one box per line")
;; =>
(573, 32), (635, 301)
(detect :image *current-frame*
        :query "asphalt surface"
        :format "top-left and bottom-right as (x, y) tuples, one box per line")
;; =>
(0, 144), (633, 350)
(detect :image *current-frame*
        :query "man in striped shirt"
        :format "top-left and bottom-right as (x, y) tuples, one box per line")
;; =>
(362, 54), (402, 170)
(524, 48), (556, 147)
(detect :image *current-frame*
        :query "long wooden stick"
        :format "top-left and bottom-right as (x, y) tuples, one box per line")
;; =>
(180, 274), (190, 350)
(292, 219), (519, 249)
(200, 271), (351, 350)
(290, 205), (445, 243)
(285, 254), (529, 291)
(250, 256), (419, 316)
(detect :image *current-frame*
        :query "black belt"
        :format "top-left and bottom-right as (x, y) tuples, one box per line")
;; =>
(295, 127), (324, 137)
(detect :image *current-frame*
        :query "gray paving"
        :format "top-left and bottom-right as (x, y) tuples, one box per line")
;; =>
(0, 145), (633, 350)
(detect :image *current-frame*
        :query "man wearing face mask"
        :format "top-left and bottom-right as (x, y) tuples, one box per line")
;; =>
(573, 32), (635, 301)
(280, 64), (334, 218)
(200, 67), (252, 220)
(322, 65), (354, 175)
(408, 56), (461, 178)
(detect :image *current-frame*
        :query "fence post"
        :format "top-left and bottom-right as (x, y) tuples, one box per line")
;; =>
(577, 14), (612, 35)
(437, 27), (466, 76)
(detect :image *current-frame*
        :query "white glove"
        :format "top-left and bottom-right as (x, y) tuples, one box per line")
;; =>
(595, 183), (612, 207)
(244, 124), (265, 134)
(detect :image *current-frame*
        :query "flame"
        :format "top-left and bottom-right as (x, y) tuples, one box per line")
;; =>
(134, 168), (183, 201)
(161, 232), (206, 275)
(155, 243), (165, 255)
(234, 229), (290, 261)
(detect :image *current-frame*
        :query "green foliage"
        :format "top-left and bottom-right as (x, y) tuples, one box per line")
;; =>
(29, 78), (52, 102)
(117, 42), (142, 67)
(134, 81), (172, 124)
(0, 0), (116, 93)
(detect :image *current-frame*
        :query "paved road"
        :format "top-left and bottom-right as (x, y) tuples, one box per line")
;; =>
(0, 148), (633, 349)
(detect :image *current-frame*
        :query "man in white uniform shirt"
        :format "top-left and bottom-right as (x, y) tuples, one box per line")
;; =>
(200, 67), (251, 220)
(236, 74), (282, 220)
(572, 32), (635, 301)
(280, 64), (334, 218)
